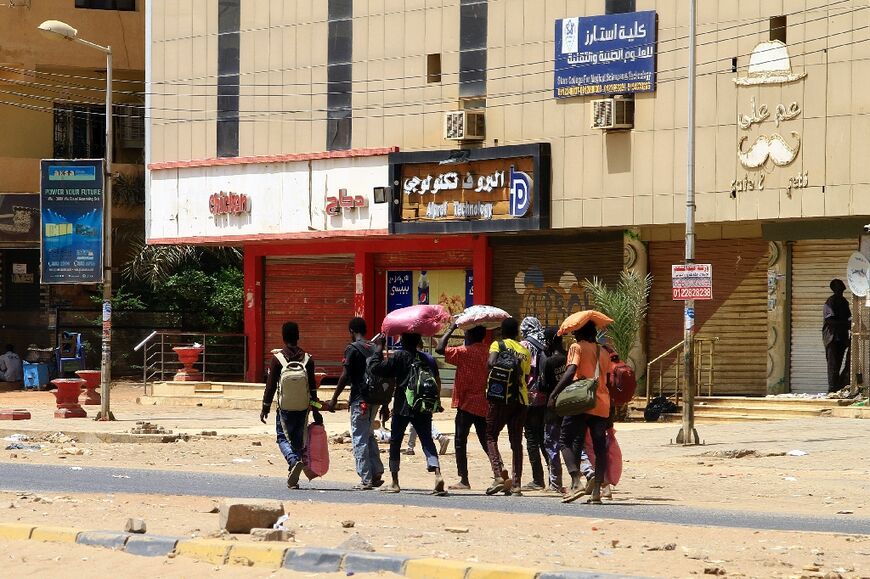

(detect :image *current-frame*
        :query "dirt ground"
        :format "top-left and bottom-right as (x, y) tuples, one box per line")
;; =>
(0, 490), (867, 578)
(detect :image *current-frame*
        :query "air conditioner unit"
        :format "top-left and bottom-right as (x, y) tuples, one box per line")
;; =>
(116, 104), (145, 149)
(444, 111), (485, 141)
(591, 96), (634, 130)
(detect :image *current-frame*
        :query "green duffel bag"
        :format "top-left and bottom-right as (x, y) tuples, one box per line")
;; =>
(555, 346), (601, 417)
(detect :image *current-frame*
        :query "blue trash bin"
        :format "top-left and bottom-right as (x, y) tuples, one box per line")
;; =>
(23, 363), (50, 390)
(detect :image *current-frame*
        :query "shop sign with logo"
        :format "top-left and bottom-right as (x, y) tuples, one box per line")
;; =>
(209, 191), (251, 216)
(389, 144), (550, 234)
(326, 188), (368, 216)
(555, 11), (657, 98)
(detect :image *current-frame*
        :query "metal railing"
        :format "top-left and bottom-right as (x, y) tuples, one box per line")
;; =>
(646, 336), (719, 405)
(134, 331), (247, 383)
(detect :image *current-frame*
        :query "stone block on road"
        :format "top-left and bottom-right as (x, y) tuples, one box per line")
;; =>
(343, 552), (410, 574)
(249, 528), (294, 542)
(124, 535), (179, 557)
(283, 548), (345, 573)
(77, 531), (131, 550)
(219, 499), (284, 533)
(124, 518), (147, 534)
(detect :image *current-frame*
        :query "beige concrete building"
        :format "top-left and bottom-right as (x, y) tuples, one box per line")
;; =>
(148, 0), (870, 395)
(0, 0), (144, 358)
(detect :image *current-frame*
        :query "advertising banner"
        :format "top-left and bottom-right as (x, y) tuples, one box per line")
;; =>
(387, 270), (413, 312)
(40, 159), (104, 284)
(555, 10), (657, 98)
(672, 264), (713, 301)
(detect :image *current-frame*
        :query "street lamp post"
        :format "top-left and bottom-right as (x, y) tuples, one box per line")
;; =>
(39, 20), (115, 421)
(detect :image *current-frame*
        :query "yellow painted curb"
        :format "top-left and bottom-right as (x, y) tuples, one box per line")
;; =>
(0, 523), (35, 540)
(175, 539), (232, 565)
(227, 542), (289, 567)
(30, 526), (81, 543)
(467, 563), (538, 579)
(405, 558), (470, 579)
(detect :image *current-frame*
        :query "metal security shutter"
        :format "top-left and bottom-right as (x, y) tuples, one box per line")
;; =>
(264, 256), (355, 379)
(648, 239), (768, 396)
(790, 239), (856, 394)
(491, 238), (623, 329)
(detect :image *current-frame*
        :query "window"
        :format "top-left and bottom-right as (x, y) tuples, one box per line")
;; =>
(459, 0), (487, 98)
(605, 0), (635, 14)
(770, 15), (787, 44)
(217, 0), (240, 158)
(327, 0), (353, 151)
(427, 54), (442, 84)
(75, 0), (136, 10)
(53, 104), (105, 159)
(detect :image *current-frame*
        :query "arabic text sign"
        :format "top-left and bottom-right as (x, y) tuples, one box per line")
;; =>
(387, 271), (413, 312)
(400, 157), (534, 223)
(40, 159), (104, 284)
(672, 264), (712, 301)
(555, 10), (657, 98)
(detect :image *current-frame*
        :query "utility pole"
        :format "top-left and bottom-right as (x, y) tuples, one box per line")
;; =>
(677, 0), (700, 446)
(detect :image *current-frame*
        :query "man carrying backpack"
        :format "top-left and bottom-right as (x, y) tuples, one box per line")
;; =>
(520, 317), (549, 491)
(324, 317), (385, 490)
(370, 332), (446, 496)
(435, 321), (490, 490)
(260, 321), (318, 490)
(485, 317), (531, 496)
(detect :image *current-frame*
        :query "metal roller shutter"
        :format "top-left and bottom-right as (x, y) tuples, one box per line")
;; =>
(648, 239), (768, 396)
(789, 239), (856, 394)
(264, 256), (355, 379)
(491, 238), (623, 329)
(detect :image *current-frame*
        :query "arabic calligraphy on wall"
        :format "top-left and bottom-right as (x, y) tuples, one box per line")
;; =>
(555, 11), (657, 98)
(399, 157), (534, 223)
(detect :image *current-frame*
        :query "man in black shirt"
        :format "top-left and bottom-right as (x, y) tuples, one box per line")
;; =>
(823, 279), (852, 392)
(260, 321), (317, 489)
(541, 327), (567, 494)
(324, 317), (385, 490)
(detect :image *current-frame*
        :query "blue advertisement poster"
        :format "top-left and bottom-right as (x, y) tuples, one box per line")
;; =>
(387, 271), (413, 312)
(40, 159), (104, 284)
(465, 270), (474, 308)
(554, 10), (657, 98)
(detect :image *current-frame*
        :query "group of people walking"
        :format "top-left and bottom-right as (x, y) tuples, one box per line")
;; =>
(261, 314), (616, 505)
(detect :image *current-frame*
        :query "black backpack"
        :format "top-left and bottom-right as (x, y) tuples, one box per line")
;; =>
(352, 342), (394, 405)
(487, 341), (522, 403)
(405, 353), (441, 413)
(644, 395), (678, 422)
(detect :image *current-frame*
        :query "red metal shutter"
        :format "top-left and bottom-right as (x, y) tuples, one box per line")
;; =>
(264, 256), (355, 379)
(647, 239), (768, 396)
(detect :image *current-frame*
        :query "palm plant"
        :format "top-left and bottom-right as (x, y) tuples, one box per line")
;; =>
(583, 271), (653, 366)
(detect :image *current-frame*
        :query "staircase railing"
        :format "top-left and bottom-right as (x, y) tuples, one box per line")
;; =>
(646, 336), (719, 405)
(134, 330), (247, 383)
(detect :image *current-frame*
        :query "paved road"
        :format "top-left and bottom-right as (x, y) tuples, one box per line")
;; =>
(1, 463), (868, 535)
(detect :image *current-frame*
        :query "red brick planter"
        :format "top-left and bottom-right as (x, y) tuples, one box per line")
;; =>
(75, 370), (102, 405)
(172, 346), (204, 381)
(51, 378), (87, 419)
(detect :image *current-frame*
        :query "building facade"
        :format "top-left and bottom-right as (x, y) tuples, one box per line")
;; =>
(0, 0), (145, 358)
(147, 0), (870, 393)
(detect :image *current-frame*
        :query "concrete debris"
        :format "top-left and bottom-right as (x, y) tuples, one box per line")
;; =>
(249, 528), (294, 542)
(341, 520), (356, 528)
(219, 499), (284, 533)
(130, 422), (172, 435)
(703, 566), (726, 575)
(646, 543), (677, 551)
(338, 533), (375, 553)
(445, 527), (469, 534)
(700, 449), (785, 459)
(124, 518), (147, 534)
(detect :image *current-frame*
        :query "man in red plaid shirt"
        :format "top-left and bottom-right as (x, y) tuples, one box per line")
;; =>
(436, 322), (490, 490)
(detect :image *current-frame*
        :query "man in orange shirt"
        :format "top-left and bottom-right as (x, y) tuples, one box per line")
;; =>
(547, 320), (611, 504)
(436, 322), (490, 490)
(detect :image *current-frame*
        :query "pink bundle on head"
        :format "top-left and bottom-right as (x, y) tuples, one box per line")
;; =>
(381, 304), (451, 337)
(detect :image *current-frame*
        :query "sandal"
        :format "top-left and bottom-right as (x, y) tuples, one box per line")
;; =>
(561, 488), (587, 504)
(485, 478), (506, 496)
(381, 484), (401, 494)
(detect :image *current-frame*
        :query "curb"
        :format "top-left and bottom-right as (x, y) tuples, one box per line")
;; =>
(0, 523), (646, 578)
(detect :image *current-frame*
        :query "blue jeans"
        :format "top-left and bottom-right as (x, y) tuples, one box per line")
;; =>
(543, 410), (563, 489)
(389, 413), (439, 474)
(350, 400), (384, 484)
(276, 409), (307, 469)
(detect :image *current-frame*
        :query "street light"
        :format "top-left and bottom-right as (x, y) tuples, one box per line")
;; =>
(39, 20), (115, 421)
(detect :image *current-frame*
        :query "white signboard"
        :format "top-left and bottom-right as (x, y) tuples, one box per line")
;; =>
(147, 156), (390, 242)
(672, 264), (713, 301)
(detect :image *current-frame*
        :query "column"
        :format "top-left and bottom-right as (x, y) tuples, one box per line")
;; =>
(243, 249), (264, 383)
(767, 241), (788, 395)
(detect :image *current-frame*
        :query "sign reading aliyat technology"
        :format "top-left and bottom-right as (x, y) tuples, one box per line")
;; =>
(40, 159), (104, 284)
(555, 11), (657, 98)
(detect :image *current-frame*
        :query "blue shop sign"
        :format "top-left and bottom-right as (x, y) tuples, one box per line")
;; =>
(555, 10), (657, 99)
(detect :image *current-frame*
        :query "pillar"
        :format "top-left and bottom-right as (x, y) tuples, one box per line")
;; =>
(472, 235), (492, 306)
(624, 229), (649, 377)
(767, 241), (788, 394)
(354, 251), (375, 334)
(244, 249), (264, 383)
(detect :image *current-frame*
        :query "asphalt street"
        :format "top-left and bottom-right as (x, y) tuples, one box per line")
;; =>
(1, 462), (867, 535)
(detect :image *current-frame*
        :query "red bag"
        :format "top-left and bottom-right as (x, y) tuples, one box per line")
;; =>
(303, 423), (330, 480)
(584, 427), (623, 486)
(603, 346), (637, 405)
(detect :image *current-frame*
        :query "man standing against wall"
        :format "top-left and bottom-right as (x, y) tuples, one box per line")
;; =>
(823, 279), (851, 393)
